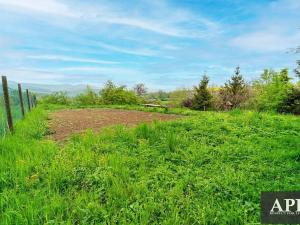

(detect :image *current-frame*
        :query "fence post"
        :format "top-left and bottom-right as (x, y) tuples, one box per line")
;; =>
(33, 95), (37, 107)
(31, 95), (35, 108)
(1, 76), (14, 133)
(18, 83), (25, 118)
(26, 89), (31, 111)
(30, 96), (33, 109)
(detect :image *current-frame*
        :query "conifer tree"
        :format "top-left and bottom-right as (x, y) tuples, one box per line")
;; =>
(219, 66), (248, 109)
(192, 75), (212, 111)
(225, 66), (246, 95)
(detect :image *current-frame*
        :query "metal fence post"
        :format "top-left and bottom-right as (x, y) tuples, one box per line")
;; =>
(30, 96), (33, 109)
(1, 76), (14, 133)
(33, 95), (37, 107)
(26, 89), (31, 111)
(32, 95), (35, 108)
(18, 83), (25, 118)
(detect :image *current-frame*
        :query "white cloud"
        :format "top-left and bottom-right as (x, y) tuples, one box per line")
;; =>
(96, 42), (157, 56)
(2, 66), (142, 85)
(27, 55), (118, 64)
(2, 68), (68, 84)
(94, 16), (207, 38)
(0, 0), (220, 39)
(230, 31), (300, 52)
(229, 0), (300, 53)
(270, 0), (300, 11)
(0, 0), (76, 17)
(57, 66), (142, 76)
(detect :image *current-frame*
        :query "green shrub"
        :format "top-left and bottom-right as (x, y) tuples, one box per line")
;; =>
(74, 86), (99, 106)
(146, 90), (169, 102)
(278, 87), (300, 115)
(40, 91), (71, 105)
(168, 88), (192, 108)
(100, 81), (140, 105)
(253, 69), (293, 112)
(181, 97), (193, 108)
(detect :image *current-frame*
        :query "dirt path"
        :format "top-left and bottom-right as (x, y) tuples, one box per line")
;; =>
(49, 108), (180, 141)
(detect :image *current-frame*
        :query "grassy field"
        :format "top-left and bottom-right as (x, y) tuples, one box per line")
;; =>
(0, 106), (300, 224)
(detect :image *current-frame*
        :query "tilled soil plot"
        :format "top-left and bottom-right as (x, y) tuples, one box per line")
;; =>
(49, 108), (180, 141)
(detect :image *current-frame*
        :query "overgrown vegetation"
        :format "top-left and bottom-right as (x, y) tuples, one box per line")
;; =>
(169, 88), (191, 108)
(278, 88), (300, 115)
(1, 106), (300, 224)
(41, 91), (71, 105)
(253, 69), (292, 112)
(41, 81), (141, 107)
(100, 81), (140, 105)
(179, 67), (299, 114)
(75, 85), (99, 106)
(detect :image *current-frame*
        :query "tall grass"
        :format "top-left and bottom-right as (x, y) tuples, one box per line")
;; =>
(0, 103), (6, 137)
(1, 107), (300, 224)
(0, 89), (29, 137)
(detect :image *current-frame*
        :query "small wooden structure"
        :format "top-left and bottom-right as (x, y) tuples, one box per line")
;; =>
(225, 101), (233, 111)
(143, 104), (168, 109)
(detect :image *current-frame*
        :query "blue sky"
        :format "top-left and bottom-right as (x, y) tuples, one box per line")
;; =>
(0, 0), (299, 90)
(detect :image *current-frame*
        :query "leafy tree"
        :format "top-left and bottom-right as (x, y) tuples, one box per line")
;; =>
(253, 68), (292, 111)
(147, 91), (169, 102)
(41, 91), (71, 105)
(157, 90), (169, 101)
(169, 88), (192, 108)
(285, 42), (300, 114)
(219, 66), (249, 109)
(100, 80), (140, 105)
(134, 83), (147, 96)
(192, 75), (212, 110)
(278, 87), (300, 115)
(75, 85), (98, 105)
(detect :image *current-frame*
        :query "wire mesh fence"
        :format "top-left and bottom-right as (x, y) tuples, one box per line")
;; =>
(0, 82), (6, 136)
(0, 76), (36, 137)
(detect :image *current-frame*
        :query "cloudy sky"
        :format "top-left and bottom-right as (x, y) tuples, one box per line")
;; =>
(0, 0), (299, 90)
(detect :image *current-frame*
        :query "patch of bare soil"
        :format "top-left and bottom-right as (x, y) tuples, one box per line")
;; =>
(48, 109), (180, 141)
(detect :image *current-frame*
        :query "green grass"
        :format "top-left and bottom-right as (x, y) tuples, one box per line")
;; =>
(0, 106), (6, 137)
(1, 106), (300, 224)
(42, 103), (199, 116)
(0, 90), (29, 137)
(0, 94), (7, 137)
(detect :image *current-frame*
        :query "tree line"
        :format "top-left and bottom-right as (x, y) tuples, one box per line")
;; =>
(41, 61), (300, 115)
(187, 66), (299, 114)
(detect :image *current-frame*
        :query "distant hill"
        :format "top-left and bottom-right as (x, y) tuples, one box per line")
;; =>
(6, 81), (99, 96)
